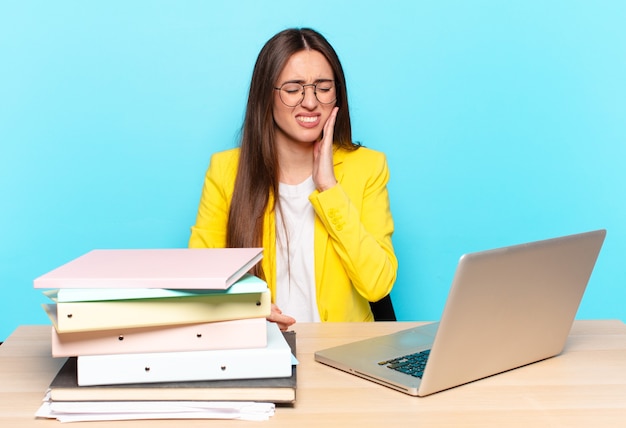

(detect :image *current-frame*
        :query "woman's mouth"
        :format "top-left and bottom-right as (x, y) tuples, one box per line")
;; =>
(296, 115), (320, 128)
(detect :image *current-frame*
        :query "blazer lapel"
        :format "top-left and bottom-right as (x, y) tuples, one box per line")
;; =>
(313, 148), (347, 292)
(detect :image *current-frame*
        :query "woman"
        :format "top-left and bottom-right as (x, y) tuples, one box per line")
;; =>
(189, 28), (397, 330)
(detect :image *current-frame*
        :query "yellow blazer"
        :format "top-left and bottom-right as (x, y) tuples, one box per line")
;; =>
(189, 146), (397, 322)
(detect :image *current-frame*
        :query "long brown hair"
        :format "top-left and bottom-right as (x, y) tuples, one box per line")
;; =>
(226, 28), (358, 279)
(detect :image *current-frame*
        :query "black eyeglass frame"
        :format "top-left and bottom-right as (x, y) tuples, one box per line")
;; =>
(273, 81), (338, 107)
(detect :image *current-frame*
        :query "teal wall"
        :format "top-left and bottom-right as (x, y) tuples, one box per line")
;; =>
(2, 1), (624, 341)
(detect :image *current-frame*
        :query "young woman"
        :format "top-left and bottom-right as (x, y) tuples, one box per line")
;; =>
(189, 28), (397, 330)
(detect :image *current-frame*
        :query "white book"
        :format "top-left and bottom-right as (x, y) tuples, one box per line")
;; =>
(76, 322), (292, 386)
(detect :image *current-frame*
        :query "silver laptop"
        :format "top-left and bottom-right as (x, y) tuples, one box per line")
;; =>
(315, 229), (606, 396)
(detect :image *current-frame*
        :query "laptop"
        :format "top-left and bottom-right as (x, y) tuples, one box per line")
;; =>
(315, 229), (606, 396)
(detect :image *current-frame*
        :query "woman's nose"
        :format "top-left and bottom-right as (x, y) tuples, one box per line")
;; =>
(300, 85), (319, 109)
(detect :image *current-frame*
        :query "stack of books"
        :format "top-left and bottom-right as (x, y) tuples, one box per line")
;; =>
(33, 248), (297, 411)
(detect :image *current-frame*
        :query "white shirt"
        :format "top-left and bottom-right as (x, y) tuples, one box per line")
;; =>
(274, 176), (320, 322)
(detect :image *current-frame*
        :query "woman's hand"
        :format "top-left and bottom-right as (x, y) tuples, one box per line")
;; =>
(313, 106), (339, 192)
(267, 303), (296, 331)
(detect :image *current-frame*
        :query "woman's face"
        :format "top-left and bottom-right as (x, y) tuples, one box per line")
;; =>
(272, 49), (336, 149)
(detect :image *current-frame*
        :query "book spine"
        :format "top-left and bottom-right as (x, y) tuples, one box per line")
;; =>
(49, 290), (271, 333)
(53, 274), (268, 302)
(51, 317), (268, 357)
(76, 324), (292, 386)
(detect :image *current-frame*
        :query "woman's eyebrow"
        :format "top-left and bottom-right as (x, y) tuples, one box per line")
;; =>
(279, 78), (334, 84)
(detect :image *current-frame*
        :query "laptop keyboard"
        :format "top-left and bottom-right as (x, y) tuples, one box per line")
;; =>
(378, 349), (431, 378)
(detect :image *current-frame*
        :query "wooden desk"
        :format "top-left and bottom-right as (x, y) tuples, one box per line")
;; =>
(1, 321), (626, 427)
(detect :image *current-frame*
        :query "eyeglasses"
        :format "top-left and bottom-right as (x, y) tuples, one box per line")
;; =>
(273, 81), (337, 107)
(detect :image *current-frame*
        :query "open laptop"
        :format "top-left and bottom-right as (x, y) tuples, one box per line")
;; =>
(315, 229), (606, 396)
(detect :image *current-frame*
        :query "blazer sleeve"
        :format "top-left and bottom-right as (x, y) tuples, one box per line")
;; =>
(188, 150), (238, 248)
(309, 149), (398, 302)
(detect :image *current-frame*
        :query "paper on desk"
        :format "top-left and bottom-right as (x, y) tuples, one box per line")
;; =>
(36, 395), (275, 422)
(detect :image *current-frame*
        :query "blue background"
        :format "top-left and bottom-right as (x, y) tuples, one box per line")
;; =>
(1, 1), (624, 341)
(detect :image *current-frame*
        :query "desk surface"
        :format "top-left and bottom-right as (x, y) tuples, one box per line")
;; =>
(1, 320), (626, 427)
